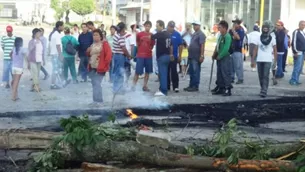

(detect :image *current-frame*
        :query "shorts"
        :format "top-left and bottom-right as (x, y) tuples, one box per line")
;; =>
(181, 58), (188, 65)
(135, 57), (153, 75)
(51, 55), (62, 74)
(12, 67), (23, 75)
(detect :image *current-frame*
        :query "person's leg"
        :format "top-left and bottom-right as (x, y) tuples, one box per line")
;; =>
(91, 71), (104, 103)
(261, 62), (271, 96)
(113, 54), (125, 93)
(68, 58), (77, 82)
(188, 59), (195, 88)
(172, 58), (179, 90)
(257, 62), (264, 92)
(231, 53), (237, 82)
(283, 49), (288, 72)
(167, 61), (172, 90)
(133, 58), (144, 87)
(12, 74), (17, 100)
(193, 60), (201, 88)
(63, 58), (69, 81)
(30, 62), (39, 90)
(235, 52), (244, 83)
(212, 60), (224, 94)
(158, 55), (170, 95)
(40, 66), (49, 78)
(124, 60), (131, 85)
(143, 58), (153, 89)
(2, 60), (10, 87)
(296, 54), (305, 83)
(276, 54), (284, 78)
(221, 56), (233, 91)
(109, 58), (113, 82)
(290, 54), (303, 84)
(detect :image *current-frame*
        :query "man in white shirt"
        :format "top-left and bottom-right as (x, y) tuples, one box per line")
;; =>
(49, 21), (64, 89)
(124, 32), (136, 85)
(248, 25), (261, 71)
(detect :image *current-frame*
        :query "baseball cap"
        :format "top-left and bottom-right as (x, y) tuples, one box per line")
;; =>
(6, 25), (13, 32)
(276, 20), (284, 26)
(167, 21), (176, 28)
(232, 19), (242, 25)
(192, 20), (201, 26)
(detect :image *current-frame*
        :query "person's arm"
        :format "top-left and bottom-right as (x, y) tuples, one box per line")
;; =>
(56, 35), (63, 60)
(218, 35), (232, 60)
(199, 33), (206, 62)
(119, 38), (131, 58)
(232, 29), (241, 40)
(292, 30), (298, 56)
(1, 37), (4, 50)
(103, 41), (112, 67)
(178, 34), (183, 61)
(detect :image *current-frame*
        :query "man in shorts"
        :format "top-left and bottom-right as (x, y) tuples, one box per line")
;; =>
(132, 21), (154, 91)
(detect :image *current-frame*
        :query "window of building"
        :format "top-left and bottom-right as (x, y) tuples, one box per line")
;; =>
(0, 8), (13, 18)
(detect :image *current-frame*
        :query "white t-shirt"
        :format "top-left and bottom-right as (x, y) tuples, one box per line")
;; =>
(255, 36), (276, 62)
(125, 33), (136, 55)
(35, 40), (43, 62)
(50, 31), (63, 55)
(248, 31), (260, 44)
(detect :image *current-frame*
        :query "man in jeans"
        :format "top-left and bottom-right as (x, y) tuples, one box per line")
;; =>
(112, 22), (131, 94)
(230, 19), (245, 84)
(184, 21), (206, 92)
(151, 20), (172, 96)
(167, 21), (183, 92)
(290, 20), (305, 85)
(275, 21), (286, 79)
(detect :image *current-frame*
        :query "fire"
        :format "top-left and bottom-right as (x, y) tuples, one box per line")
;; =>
(126, 109), (138, 119)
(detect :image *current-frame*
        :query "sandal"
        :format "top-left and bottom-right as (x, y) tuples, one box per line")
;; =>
(142, 86), (150, 92)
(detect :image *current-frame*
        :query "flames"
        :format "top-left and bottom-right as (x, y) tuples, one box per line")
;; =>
(126, 109), (138, 119)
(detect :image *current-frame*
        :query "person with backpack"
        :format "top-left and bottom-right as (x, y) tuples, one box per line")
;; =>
(211, 20), (233, 96)
(230, 19), (245, 84)
(61, 27), (79, 85)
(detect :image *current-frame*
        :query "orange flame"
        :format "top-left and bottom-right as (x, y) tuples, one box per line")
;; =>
(126, 109), (138, 119)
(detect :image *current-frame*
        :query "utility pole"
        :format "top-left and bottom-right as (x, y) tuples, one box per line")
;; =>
(260, 0), (265, 27)
(112, 0), (116, 25)
(268, 0), (272, 20)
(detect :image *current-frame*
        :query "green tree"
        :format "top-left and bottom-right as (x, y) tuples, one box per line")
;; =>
(51, 0), (70, 21)
(70, 0), (95, 17)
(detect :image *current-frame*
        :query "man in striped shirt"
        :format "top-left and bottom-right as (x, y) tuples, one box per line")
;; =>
(1, 26), (16, 88)
(112, 22), (132, 93)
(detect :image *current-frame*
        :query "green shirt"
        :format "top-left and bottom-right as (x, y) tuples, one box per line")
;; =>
(106, 35), (114, 51)
(1, 35), (16, 60)
(217, 33), (232, 60)
(61, 35), (79, 58)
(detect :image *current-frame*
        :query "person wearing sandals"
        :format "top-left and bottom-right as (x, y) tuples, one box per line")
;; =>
(11, 37), (28, 101)
(86, 29), (112, 106)
(28, 28), (44, 92)
(132, 21), (154, 92)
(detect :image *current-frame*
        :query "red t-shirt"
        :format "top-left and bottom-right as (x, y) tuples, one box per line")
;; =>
(136, 31), (155, 58)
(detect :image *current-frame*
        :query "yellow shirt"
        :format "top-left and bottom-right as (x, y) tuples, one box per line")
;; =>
(181, 48), (188, 59)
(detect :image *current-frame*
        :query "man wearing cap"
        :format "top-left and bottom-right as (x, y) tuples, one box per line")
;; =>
(275, 20), (286, 79)
(1, 25), (16, 88)
(167, 21), (183, 92)
(184, 20), (206, 92)
(230, 19), (245, 84)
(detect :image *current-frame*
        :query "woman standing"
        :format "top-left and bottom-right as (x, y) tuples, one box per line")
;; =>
(28, 28), (44, 92)
(86, 29), (112, 106)
(252, 21), (277, 98)
(11, 37), (28, 101)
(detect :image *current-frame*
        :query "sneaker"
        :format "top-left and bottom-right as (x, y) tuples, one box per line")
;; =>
(50, 85), (61, 89)
(184, 87), (199, 92)
(252, 68), (256, 72)
(72, 80), (79, 84)
(289, 81), (298, 86)
(259, 92), (266, 98)
(222, 89), (232, 96)
(43, 75), (50, 80)
(174, 88), (179, 93)
(88, 102), (103, 107)
(63, 79), (71, 88)
(154, 91), (166, 96)
(5, 84), (10, 89)
(236, 80), (243, 84)
(211, 86), (219, 93)
(183, 87), (191, 91)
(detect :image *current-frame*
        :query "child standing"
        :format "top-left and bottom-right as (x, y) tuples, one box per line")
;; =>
(11, 37), (27, 101)
(181, 40), (188, 77)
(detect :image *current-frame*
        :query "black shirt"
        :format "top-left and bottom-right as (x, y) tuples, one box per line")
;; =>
(152, 30), (171, 58)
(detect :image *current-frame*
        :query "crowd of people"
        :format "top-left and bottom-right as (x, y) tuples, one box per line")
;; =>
(1, 17), (305, 104)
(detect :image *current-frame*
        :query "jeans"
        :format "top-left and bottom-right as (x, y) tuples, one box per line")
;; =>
(257, 62), (271, 94)
(231, 52), (243, 81)
(109, 57), (113, 81)
(282, 49), (288, 72)
(290, 53), (304, 83)
(79, 56), (89, 81)
(188, 58), (201, 88)
(157, 55), (170, 95)
(2, 59), (12, 82)
(276, 54), (284, 78)
(89, 70), (104, 103)
(112, 53), (126, 93)
(216, 56), (232, 89)
(167, 58), (179, 90)
(63, 58), (77, 81)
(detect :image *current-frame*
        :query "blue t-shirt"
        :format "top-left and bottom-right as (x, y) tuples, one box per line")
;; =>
(170, 30), (183, 58)
(230, 28), (245, 52)
(78, 32), (93, 57)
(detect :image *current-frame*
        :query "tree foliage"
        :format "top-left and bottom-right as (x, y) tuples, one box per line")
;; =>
(50, 0), (69, 20)
(70, 0), (95, 16)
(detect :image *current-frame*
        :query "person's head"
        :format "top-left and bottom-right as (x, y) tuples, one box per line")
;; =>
(101, 30), (106, 38)
(39, 28), (44, 35)
(110, 25), (116, 35)
(167, 21), (175, 33)
(218, 20), (229, 35)
(87, 21), (94, 30)
(192, 21), (201, 31)
(130, 23), (139, 32)
(73, 24), (79, 30)
(81, 23), (89, 33)
(64, 27), (70, 35)
(55, 21), (64, 32)
(117, 22), (126, 34)
(232, 19), (242, 29)
(100, 24), (105, 30)
(185, 23), (192, 31)
(156, 20), (165, 32)
(253, 25), (260, 32)
(255, 21), (260, 26)
(262, 20), (274, 35)
(92, 29), (103, 42)
(276, 20), (284, 30)
(6, 26), (13, 37)
(14, 37), (23, 54)
(143, 21), (152, 32)
(32, 28), (41, 39)
(182, 39), (187, 48)
(298, 20), (305, 30)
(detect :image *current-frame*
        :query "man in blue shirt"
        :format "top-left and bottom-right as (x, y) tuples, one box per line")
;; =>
(167, 21), (183, 92)
(230, 19), (245, 84)
(78, 23), (93, 82)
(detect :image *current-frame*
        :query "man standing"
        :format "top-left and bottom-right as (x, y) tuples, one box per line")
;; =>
(184, 21), (206, 92)
(124, 27), (136, 85)
(211, 20), (233, 96)
(248, 25), (261, 72)
(133, 21), (154, 91)
(180, 23), (193, 73)
(78, 23), (93, 82)
(290, 20), (305, 85)
(151, 20), (172, 96)
(87, 21), (96, 31)
(39, 28), (49, 80)
(230, 19), (245, 84)
(107, 25), (116, 82)
(1, 26), (15, 88)
(275, 21), (286, 79)
(167, 21), (183, 92)
(112, 22), (131, 94)
(50, 21), (64, 89)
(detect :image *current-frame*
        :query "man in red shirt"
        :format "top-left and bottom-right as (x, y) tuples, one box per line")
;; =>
(132, 21), (155, 91)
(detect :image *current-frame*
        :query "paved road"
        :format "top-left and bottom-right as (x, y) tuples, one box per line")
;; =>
(0, 25), (304, 113)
